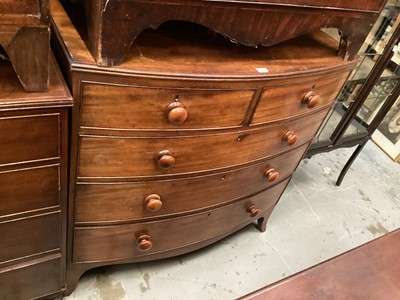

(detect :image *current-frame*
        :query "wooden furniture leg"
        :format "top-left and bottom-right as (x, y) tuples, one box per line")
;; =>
(4, 26), (50, 92)
(336, 140), (368, 186)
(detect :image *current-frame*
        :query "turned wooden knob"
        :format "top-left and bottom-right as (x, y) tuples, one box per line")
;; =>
(165, 102), (188, 124)
(246, 205), (260, 217)
(302, 91), (320, 108)
(264, 168), (280, 182)
(157, 150), (175, 170)
(144, 194), (162, 211)
(136, 235), (153, 251)
(282, 131), (298, 146)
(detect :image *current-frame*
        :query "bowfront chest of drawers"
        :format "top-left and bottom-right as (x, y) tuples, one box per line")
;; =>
(0, 56), (72, 299)
(51, 0), (358, 294)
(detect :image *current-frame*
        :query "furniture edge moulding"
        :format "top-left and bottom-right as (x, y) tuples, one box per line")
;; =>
(72, 0), (386, 66)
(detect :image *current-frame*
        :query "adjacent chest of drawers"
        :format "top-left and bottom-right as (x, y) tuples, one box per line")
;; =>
(52, 0), (358, 295)
(0, 56), (72, 299)
(0, 0), (50, 91)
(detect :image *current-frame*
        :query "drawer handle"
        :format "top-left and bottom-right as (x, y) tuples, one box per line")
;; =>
(137, 235), (153, 252)
(264, 168), (280, 182)
(282, 130), (298, 146)
(302, 91), (320, 108)
(157, 150), (176, 170)
(144, 194), (163, 211)
(247, 205), (260, 218)
(166, 102), (188, 125)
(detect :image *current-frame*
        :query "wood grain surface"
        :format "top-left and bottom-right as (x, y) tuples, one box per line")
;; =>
(75, 143), (308, 224)
(73, 179), (289, 263)
(241, 228), (400, 300)
(78, 109), (328, 178)
(0, 165), (60, 217)
(60, 0), (384, 65)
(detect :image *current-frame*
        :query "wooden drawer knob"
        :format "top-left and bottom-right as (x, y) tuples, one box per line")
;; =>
(246, 204), (260, 217)
(144, 194), (163, 211)
(302, 91), (320, 108)
(282, 131), (298, 146)
(166, 102), (188, 124)
(157, 150), (175, 170)
(264, 168), (280, 182)
(137, 235), (153, 252)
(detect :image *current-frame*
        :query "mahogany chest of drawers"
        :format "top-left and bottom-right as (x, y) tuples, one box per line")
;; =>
(0, 0), (50, 91)
(52, 0), (359, 294)
(0, 56), (72, 299)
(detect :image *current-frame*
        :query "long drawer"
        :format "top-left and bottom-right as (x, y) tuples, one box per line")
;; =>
(0, 257), (61, 300)
(0, 114), (59, 166)
(76, 144), (307, 224)
(251, 72), (350, 124)
(0, 165), (60, 217)
(78, 109), (327, 178)
(73, 178), (289, 263)
(0, 212), (60, 263)
(81, 84), (254, 130)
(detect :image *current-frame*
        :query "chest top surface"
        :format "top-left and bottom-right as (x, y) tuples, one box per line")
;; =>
(0, 58), (72, 109)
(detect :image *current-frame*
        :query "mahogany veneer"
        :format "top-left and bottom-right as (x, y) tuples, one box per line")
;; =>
(65, 0), (386, 66)
(51, 0), (359, 295)
(241, 228), (400, 299)
(0, 0), (50, 91)
(0, 56), (72, 299)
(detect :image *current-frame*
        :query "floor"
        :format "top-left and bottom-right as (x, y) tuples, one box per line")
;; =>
(65, 141), (400, 300)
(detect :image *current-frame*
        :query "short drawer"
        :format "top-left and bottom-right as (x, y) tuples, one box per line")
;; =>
(0, 257), (61, 300)
(0, 212), (60, 263)
(0, 165), (60, 217)
(76, 143), (307, 223)
(251, 72), (350, 125)
(78, 109), (327, 178)
(0, 114), (59, 166)
(73, 178), (289, 263)
(81, 83), (254, 130)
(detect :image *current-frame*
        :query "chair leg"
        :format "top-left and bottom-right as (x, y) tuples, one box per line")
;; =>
(336, 140), (368, 186)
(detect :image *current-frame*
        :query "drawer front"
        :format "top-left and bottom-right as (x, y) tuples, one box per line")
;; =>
(0, 213), (60, 263)
(73, 178), (289, 263)
(0, 257), (61, 300)
(81, 84), (254, 130)
(78, 109), (327, 178)
(0, 165), (59, 217)
(76, 144), (307, 223)
(251, 72), (349, 125)
(0, 114), (59, 166)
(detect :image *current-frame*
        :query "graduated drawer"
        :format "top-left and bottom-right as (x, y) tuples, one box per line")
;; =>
(251, 72), (350, 125)
(73, 178), (289, 263)
(0, 212), (60, 264)
(76, 143), (307, 224)
(0, 165), (59, 217)
(80, 83), (254, 130)
(0, 257), (61, 300)
(0, 114), (59, 166)
(78, 109), (327, 178)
